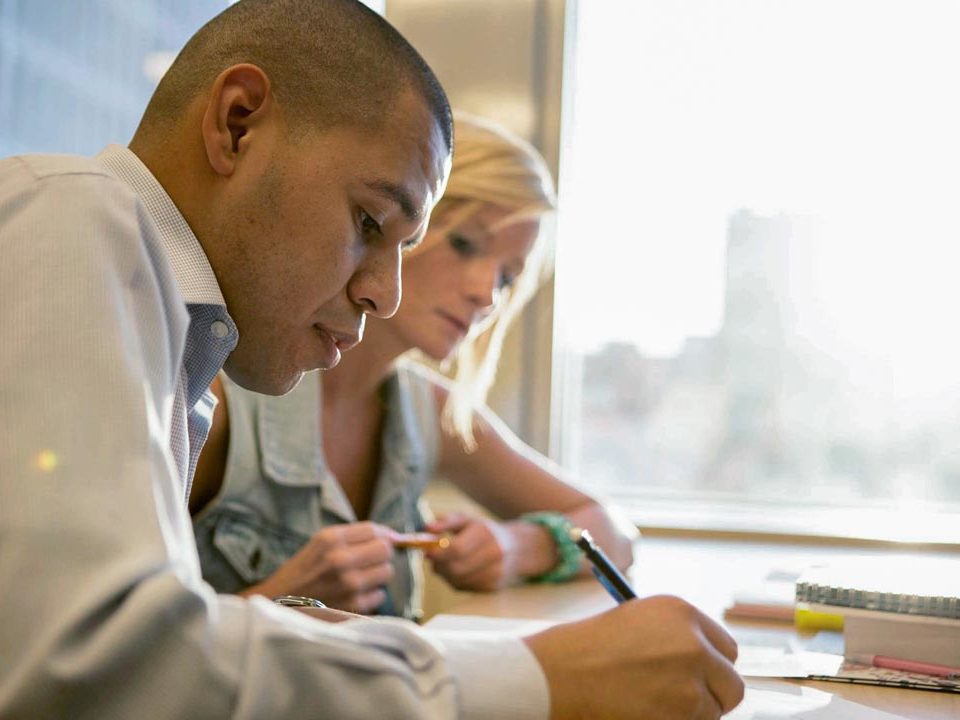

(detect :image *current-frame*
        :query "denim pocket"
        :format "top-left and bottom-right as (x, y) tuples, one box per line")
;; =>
(209, 508), (309, 586)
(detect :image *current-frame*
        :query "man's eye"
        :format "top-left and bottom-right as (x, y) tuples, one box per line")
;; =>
(498, 272), (517, 290)
(360, 210), (382, 236)
(448, 232), (475, 256)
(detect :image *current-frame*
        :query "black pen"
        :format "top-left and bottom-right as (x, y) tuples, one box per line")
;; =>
(570, 527), (637, 603)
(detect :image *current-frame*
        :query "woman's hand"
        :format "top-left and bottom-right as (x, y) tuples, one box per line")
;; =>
(425, 512), (558, 591)
(241, 521), (395, 614)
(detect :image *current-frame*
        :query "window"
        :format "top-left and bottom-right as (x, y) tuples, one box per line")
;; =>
(0, 1), (234, 157)
(554, 0), (960, 541)
(0, 0), (385, 157)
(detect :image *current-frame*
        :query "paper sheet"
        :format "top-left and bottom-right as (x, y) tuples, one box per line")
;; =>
(809, 660), (960, 693)
(736, 647), (843, 678)
(732, 626), (960, 690)
(728, 681), (910, 719)
(733, 626), (843, 678)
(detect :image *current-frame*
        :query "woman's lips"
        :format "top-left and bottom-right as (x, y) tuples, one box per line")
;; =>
(437, 311), (469, 335)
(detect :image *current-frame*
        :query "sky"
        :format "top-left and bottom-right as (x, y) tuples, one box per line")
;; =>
(555, 0), (960, 395)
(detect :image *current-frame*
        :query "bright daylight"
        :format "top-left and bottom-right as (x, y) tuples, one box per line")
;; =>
(558, 0), (960, 531)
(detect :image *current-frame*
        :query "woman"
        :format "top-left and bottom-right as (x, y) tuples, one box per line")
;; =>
(190, 114), (636, 619)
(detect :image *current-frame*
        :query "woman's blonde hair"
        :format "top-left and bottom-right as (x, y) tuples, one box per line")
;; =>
(421, 113), (557, 448)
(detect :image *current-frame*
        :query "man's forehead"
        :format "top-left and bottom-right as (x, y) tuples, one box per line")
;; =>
(432, 147), (452, 205)
(367, 129), (449, 217)
(398, 102), (451, 204)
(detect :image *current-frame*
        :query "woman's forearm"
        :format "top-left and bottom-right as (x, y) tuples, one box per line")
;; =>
(562, 502), (638, 573)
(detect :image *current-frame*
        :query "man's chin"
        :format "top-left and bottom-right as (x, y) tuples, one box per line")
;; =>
(221, 359), (305, 396)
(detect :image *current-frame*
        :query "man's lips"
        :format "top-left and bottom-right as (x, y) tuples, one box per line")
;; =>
(313, 324), (361, 351)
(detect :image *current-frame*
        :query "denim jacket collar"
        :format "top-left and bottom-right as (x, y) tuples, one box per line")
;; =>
(258, 371), (325, 488)
(256, 367), (429, 522)
(367, 367), (428, 520)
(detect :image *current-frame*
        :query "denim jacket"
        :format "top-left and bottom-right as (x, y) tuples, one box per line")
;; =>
(193, 362), (439, 620)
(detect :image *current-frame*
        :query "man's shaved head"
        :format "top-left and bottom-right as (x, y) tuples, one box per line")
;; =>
(128, 0), (452, 395)
(137, 0), (451, 150)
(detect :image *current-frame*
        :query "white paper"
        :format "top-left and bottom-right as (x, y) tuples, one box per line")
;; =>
(727, 681), (910, 719)
(732, 626), (843, 678)
(736, 647), (843, 678)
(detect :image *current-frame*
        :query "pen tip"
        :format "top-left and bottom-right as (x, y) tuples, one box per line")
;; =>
(569, 526), (584, 543)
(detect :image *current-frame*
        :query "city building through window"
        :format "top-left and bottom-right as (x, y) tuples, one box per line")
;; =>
(554, 0), (960, 541)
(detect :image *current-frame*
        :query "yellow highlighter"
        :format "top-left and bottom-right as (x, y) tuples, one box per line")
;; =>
(794, 604), (844, 633)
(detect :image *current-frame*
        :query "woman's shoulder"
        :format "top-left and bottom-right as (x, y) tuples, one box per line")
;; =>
(394, 357), (453, 402)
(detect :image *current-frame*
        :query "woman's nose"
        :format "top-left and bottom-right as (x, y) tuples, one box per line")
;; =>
(465, 263), (500, 310)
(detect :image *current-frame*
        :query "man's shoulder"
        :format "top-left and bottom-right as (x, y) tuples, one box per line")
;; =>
(1, 152), (133, 198)
(11, 150), (102, 174)
(0, 151), (172, 291)
(5, 152), (101, 177)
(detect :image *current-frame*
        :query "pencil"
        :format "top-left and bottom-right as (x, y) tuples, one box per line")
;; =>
(391, 532), (451, 551)
(570, 527), (637, 603)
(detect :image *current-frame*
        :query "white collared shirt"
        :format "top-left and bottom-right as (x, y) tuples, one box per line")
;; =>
(0, 146), (548, 719)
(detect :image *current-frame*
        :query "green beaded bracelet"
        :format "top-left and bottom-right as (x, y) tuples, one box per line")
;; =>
(520, 512), (583, 583)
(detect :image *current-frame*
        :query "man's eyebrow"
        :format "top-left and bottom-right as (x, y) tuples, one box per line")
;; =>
(365, 179), (421, 221)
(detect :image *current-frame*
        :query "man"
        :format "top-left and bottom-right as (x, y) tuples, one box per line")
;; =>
(0, 1), (743, 718)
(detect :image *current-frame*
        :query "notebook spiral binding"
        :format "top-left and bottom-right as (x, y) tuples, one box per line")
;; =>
(795, 582), (960, 619)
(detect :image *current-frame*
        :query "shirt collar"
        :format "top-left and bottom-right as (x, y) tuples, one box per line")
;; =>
(96, 144), (226, 308)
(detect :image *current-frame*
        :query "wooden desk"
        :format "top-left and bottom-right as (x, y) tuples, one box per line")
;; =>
(441, 534), (960, 719)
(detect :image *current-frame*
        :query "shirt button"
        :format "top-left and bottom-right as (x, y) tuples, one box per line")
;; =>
(210, 320), (229, 339)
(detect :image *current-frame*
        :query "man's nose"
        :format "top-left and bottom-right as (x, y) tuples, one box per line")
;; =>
(351, 245), (402, 319)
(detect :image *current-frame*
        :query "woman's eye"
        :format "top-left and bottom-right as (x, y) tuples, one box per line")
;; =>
(448, 232), (476, 256)
(360, 210), (382, 236)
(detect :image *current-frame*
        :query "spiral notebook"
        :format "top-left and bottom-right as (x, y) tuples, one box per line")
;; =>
(794, 558), (960, 668)
(795, 559), (960, 619)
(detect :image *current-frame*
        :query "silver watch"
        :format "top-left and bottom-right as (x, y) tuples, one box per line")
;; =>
(273, 595), (326, 608)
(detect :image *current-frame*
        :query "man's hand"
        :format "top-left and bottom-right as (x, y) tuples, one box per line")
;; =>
(524, 595), (745, 720)
(241, 522), (395, 614)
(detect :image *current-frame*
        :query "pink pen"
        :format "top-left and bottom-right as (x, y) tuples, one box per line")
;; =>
(846, 653), (960, 679)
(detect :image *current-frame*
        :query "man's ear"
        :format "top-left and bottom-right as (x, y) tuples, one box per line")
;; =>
(201, 64), (272, 177)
